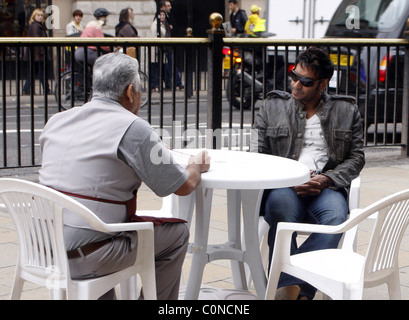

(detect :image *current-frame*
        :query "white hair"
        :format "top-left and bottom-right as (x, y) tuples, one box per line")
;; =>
(92, 53), (140, 101)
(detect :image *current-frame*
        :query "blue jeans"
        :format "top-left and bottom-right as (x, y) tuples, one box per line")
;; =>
(263, 187), (348, 299)
(165, 53), (182, 88)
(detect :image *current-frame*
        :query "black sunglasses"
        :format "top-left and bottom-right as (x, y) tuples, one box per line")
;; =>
(290, 69), (321, 87)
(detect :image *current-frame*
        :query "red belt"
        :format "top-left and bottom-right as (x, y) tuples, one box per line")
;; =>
(54, 188), (137, 222)
(55, 188), (187, 226)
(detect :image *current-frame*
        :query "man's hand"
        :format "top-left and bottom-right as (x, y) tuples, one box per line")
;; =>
(175, 150), (211, 196)
(188, 150), (211, 173)
(292, 174), (333, 197)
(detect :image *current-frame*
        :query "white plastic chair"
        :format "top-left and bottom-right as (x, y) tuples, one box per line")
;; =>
(0, 178), (156, 300)
(243, 175), (361, 288)
(265, 187), (409, 300)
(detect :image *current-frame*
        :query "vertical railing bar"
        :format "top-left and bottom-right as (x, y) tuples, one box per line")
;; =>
(55, 45), (61, 113)
(392, 46), (396, 144)
(83, 45), (88, 104)
(346, 46), (351, 95)
(2, 47), (7, 167)
(374, 46), (381, 145)
(15, 46), (22, 167)
(43, 44), (48, 123)
(195, 46), (201, 148)
(183, 47), (189, 148)
(70, 45), (75, 109)
(240, 47), (244, 126)
(147, 45), (152, 124)
(365, 46), (372, 145)
(29, 46), (35, 165)
(383, 46), (390, 145)
(159, 47), (164, 130)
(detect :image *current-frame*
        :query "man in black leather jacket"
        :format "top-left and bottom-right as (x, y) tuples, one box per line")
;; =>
(229, 0), (248, 36)
(251, 47), (365, 300)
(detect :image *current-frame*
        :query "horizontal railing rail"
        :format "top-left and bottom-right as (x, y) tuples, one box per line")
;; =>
(0, 36), (408, 170)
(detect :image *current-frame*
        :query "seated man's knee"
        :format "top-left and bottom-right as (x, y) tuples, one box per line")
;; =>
(263, 188), (300, 224)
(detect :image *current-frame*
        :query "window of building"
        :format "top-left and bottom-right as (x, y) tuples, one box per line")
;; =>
(0, 0), (52, 37)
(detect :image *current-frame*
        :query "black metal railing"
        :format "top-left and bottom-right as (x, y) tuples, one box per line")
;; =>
(0, 35), (408, 170)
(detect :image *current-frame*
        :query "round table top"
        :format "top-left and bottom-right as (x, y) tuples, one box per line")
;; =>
(174, 149), (310, 190)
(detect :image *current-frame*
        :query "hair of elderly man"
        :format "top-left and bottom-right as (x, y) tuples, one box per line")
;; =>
(92, 53), (141, 101)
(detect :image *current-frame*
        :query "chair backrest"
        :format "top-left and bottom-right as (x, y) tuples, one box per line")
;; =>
(362, 189), (409, 280)
(0, 178), (107, 289)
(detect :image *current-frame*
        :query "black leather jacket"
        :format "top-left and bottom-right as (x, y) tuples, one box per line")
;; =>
(230, 9), (247, 34)
(251, 90), (365, 193)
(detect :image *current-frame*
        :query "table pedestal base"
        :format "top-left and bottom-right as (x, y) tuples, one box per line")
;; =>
(184, 188), (267, 300)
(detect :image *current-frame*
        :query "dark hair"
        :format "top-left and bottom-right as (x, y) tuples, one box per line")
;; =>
(119, 8), (130, 22)
(295, 47), (334, 80)
(73, 9), (83, 17)
(229, 0), (238, 3)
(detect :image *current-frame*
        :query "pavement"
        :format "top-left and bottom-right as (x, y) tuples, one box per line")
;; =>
(1, 146), (409, 300)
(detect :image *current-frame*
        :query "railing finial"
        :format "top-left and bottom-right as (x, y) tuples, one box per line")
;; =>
(209, 13), (223, 30)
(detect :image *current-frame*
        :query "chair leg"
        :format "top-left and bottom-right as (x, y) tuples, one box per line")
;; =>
(10, 271), (24, 300)
(140, 271), (157, 300)
(50, 288), (66, 300)
(120, 276), (138, 300)
(387, 271), (401, 300)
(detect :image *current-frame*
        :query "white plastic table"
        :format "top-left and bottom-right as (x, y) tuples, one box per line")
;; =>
(175, 149), (310, 300)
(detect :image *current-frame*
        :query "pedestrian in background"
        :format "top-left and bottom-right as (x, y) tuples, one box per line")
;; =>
(23, 8), (51, 95)
(116, 8), (139, 58)
(74, 8), (111, 67)
(245, 5), (266, 37)
(160, 0), (183, 90)
(66, 9), (83, 36)
(150, 10), (168, 92)
(115, 8), (138, 37)
(228, 0), (247, 37)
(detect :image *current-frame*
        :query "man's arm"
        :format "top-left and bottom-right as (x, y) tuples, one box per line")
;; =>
(174, 151), (210, 196)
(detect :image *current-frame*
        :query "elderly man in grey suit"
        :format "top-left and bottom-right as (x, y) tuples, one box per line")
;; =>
(39, 52), (210, 299)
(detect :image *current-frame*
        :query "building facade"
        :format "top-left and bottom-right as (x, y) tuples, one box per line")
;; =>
(1, 0), (267, 38)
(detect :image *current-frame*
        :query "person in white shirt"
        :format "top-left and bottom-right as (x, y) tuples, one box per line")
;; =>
(66, 9), (83, 36)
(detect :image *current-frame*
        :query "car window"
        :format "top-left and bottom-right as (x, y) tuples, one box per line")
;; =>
(378, 0), (408, 30)
(328, 0), (408, 32)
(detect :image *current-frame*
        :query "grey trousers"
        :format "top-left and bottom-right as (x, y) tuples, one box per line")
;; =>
(68, 222), (189, 300)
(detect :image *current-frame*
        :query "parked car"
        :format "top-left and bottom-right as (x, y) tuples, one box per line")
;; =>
(324, 0), (409, 125)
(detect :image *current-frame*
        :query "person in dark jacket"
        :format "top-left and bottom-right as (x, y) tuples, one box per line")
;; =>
(251, 47), (365, 300)
(228, 0), (248, 36)
(23, 8), (51, 94)
(115, 8), (139, 59)
(160, 0), (183, 90)
(115, 8), (138, 37)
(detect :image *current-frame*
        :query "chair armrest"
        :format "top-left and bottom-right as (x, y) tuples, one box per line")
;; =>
(348, 174), (361, 210)
(277, 221), (347, 235)
(97, 221), (154, 233)
(0, 203), (7, 213)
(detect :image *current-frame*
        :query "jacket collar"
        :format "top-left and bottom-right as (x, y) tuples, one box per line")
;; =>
(293, 91), (330, 114)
